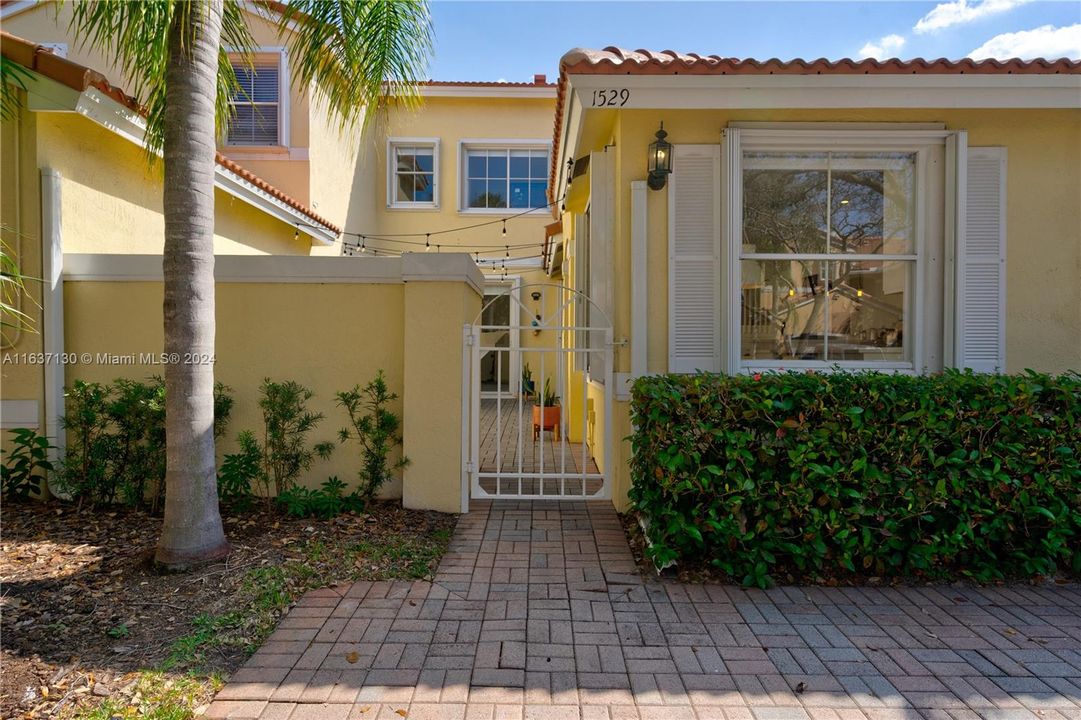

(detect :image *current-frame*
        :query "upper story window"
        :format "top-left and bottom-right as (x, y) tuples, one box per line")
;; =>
(388, 139), (439, 208)
(462, 143), (549, 211)
(226, 59), (282, 146)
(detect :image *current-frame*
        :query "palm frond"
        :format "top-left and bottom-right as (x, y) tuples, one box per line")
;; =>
(0, 56), (33, 121)
(64, 0), (249, 155)
(276, 0), (433, 130)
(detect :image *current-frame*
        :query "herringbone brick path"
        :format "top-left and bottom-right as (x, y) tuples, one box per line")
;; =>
(208, 500), (1081, 720)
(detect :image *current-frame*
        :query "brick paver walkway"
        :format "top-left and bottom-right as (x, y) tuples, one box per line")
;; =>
(209, 500), (1081, 720)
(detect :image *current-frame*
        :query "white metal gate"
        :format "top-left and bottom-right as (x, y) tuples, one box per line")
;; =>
(463, 283), (612, 501)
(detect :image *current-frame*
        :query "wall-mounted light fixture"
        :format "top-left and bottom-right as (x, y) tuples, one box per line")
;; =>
(647, 122), (672, 191)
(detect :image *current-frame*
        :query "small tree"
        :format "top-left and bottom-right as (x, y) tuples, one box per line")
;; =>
(258, 378), (335, 502)
(336, 371), (409, 503)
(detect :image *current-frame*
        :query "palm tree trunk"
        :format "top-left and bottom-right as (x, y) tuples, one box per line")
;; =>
(155, 0), (230, 568)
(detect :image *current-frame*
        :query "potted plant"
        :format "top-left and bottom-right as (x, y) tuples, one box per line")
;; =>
(532, 378), (560, 441)
(521, 362), (535, 399)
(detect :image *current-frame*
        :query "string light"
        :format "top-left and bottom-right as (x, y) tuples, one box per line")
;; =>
(293, 225), (300, 241)
(501, 219), (507, 238)
(360, 236), (367, 253)
(505, 245), (510, 258)
(425, 234), (431, 251)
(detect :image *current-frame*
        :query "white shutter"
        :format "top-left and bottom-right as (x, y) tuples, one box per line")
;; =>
(668, 144), (721, 373)
(957, 147), (1007, 372)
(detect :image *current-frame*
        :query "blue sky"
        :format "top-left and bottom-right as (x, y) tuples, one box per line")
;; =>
(427, 0), (1081, 82)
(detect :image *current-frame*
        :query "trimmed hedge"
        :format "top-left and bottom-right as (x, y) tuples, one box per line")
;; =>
(629, 370), (1081, 587)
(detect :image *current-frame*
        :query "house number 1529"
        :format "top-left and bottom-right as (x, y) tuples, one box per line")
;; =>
(590, 89), (630, 107)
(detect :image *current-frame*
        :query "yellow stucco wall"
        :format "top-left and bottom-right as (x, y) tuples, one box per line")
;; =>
(607, 108), (1081, 376)
(61, 279), (409, 497)
(402, 281), (480, 513)
(567, 107), (1081, 510)
(352, 95), (556, 253)
(0, 98), (45, 438)
(32, 113), (313, 256)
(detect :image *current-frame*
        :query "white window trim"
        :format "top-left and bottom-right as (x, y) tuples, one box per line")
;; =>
(723, 127), (949, 375)
(387, 137), (441, 210)
(223, 47), (290, 148)
(457, 138), (552, 214)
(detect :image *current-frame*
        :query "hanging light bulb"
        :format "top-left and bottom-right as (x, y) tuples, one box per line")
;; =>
(505, 245), (510, 258)
(436, 244), (441, 253)
(293, 225), (300, 241)
(425, 233), (431, 252)
(501, 219), (507, 238)
(360, 236), (367, 253)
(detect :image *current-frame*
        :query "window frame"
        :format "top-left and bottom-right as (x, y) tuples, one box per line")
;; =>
(457, 139), (552, 214)
(723, 128), (948, 374)
(224, 48), (289, 148)
(386, 137), (441, 210)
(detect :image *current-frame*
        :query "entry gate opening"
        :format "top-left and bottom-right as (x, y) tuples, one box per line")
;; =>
(464, 283), (612, 501)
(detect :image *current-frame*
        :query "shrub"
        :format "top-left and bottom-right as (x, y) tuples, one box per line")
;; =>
(257, 379), (335, 499)
(1, 428), (54, 500)
(629, 370), (1081, 587)
(56, 378), (233, 508)
(277, 476), (364, 519)
(336, 371), (408, 504)
(217, 430), (261, 512)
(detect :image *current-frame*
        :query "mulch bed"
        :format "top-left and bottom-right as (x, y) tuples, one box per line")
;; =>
(0, 499), (457, 718)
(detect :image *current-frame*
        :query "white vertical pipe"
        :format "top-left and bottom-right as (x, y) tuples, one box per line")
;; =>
(41, 169), (66, 482)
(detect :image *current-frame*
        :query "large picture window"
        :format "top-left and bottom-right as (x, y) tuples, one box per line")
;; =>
(740, 150), (917, 367)
(462, 144), (549, 211)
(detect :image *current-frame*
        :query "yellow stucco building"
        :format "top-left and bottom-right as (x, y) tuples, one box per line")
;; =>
(2, 2), (1079, 514)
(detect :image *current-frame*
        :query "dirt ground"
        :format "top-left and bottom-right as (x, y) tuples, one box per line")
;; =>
(0, 499), (457, 718)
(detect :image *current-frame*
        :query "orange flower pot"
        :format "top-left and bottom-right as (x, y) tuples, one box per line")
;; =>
(532, 405), (561, 441)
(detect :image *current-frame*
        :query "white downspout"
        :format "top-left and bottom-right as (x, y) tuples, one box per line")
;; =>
(40, 168), (65, 481)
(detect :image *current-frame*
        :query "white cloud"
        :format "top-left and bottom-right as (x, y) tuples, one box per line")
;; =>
(858, 34), (907, 60)
(915, 0), (1031, 34)
(969, 23), (1081, 59)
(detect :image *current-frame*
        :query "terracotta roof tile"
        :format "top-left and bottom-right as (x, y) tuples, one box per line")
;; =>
(0, 30), (340, 235)
(421, 79), (556, 88)
(559, 46), (1081, 76)
(548, 46), (1081, 201)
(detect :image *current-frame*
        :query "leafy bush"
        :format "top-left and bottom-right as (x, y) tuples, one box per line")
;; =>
(56, 378), (233, 508)
(630, 370), (1081, 587)
(1, 428), (54, 500)
(336, 371), (408, 503)
(217, 430), (262, 512)
(277, 476), (364, 518)
(257, 378), (335, 499)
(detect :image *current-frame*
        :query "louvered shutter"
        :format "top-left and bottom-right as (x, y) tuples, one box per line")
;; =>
(957, 147), (1007, 372)
(668, 145), (721, 373)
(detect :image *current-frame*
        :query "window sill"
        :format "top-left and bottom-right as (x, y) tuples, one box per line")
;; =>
(221, 144), (290, 154)
(458, 207), (550, 216)
(387, 203), (441, 212)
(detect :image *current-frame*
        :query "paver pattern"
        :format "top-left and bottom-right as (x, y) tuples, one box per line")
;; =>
(210, 500), (1081, 720)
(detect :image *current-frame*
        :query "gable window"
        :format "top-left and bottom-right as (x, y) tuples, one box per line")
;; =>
(227, 59), (282, 146)
(461, 143), (549, 211)
(388, 139), (439, 208)
(740, 150), (916, 367)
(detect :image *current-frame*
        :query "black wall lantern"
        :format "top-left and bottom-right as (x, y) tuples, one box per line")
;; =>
(647, 122), (672, 190)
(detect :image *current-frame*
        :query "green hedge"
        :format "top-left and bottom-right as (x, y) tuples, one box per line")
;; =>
(629, 370), (1081, 587)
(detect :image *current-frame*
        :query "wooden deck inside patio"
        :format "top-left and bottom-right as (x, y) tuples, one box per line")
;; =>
(477, 397), (603, 497)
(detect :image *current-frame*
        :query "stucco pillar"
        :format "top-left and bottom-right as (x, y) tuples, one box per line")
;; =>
(401, 254), (482, 514)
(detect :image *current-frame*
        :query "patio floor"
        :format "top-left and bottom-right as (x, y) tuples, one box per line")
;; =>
(477, 399), (603, 497)
(208, 500), (1081, 720)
